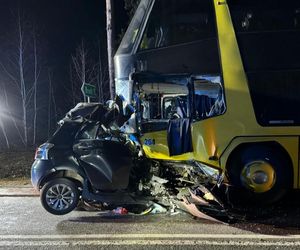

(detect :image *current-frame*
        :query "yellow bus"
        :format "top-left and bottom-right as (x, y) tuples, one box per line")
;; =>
(114, 0), (300, 204)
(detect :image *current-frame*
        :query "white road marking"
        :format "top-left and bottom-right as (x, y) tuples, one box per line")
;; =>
(1, 234), (300, 247)
(0, 240), (300, 247)
(0, 234), (300, 240)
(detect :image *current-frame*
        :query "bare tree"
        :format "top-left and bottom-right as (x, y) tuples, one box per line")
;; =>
(0, 11), (35, 146)
(0, 120), (10, 149)
(69, 64), (76, 106)
(106, 0), (115, 99)
(96, 38), (110, 103)
(32, 29), (40, 145)
(17, 10), (28, 146)
(0, 82), (25, 146)
(97, 39), (104, 103)
(47, 69), (57, 137)
(71, 40), (98, 103)
(0, 93), (10, 149)
(47, 71), (52, 137)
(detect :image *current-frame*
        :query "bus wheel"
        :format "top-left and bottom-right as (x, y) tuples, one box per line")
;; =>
(227, 145), (292, 206)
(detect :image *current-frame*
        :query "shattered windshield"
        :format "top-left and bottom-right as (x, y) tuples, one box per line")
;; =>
(138, 81), (190, 120)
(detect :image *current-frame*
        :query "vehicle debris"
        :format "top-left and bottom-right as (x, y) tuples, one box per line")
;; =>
(149, 203), (168, 214)
(180, 197), (224, 224)
(112, 207), (129, 215)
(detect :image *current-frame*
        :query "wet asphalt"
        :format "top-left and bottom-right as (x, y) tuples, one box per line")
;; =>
(0, 191), (300, 249)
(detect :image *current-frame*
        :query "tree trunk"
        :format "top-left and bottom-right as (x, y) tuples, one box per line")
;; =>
(97, 38), (104, 103)
(47, 70), (52, 137)
(0, 120), (10, 149)
(106, 0), (115, 100)
(2, 83), (25, 145)
(33, 31), (38, 146)
(48, 71), (57, 123)
(17, 11), (28, 146)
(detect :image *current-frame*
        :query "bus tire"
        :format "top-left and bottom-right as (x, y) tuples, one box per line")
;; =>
(227, 144), (292, 206)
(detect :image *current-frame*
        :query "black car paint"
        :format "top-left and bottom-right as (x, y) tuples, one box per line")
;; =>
(31, 103), (135, 192)
(31, 160), (55, 188)
(73, 139), (134, 190)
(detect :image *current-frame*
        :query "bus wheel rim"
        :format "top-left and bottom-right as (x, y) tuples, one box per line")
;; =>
(240, 160), (276, 193)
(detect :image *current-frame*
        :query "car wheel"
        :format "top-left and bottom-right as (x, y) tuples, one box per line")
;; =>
(227, 144), (292, 206)
(41, 178), (79, 215)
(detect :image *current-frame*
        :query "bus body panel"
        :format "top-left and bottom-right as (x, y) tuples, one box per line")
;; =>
(116, 0), (300, 191)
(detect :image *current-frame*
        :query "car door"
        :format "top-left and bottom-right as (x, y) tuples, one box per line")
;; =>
(73, 122), (133, 190)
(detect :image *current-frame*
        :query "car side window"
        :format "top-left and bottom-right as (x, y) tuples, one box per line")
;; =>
(76, 123), (99, 140)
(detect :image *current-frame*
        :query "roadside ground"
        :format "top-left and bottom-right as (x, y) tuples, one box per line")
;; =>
(0, 178), (38, 197)
(0, 149), (36, 196)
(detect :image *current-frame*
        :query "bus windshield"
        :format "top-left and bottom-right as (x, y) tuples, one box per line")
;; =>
(116, 0), (150, 55)
(139, 0), (216, 51)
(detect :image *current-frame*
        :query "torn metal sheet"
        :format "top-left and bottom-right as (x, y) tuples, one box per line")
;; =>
(196, 185), (224, 207)
(188, 189), (210, 206)
(181, 197), (226, 224)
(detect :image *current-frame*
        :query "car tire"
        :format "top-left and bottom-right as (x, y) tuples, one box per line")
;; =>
(41, 178), (80, 215)
(227, 144), (292, 206)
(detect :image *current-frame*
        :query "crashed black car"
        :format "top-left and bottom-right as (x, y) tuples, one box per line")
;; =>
(31, 80), (229, 222)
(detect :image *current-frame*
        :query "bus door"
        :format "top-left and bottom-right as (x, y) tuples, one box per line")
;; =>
(164, 94), (193, 156)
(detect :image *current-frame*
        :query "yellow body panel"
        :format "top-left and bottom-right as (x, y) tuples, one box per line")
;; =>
(141, 130), (194, 161)
(141, 0), (300, 188)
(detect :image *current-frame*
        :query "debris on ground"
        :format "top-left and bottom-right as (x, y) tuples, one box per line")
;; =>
(149, 203), (168, 214)
(112, 207), (128, 215)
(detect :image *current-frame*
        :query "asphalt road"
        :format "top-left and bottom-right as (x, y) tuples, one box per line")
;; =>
(1, 196), (300, 249)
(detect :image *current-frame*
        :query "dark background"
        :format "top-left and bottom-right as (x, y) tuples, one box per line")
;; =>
(0, 0), (135, 148)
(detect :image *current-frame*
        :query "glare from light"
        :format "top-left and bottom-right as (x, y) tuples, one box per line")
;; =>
(0, 102), (8, 121)
(0, 103), (3, 117)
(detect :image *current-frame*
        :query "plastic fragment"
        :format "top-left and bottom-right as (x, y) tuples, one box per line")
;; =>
(150, 203), (168, 214)
(112, 207), (128, 215)
(139, 207), (153, 215)
(203, 192), (215, 201)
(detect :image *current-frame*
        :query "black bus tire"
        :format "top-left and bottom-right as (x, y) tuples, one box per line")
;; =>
(227, 144), (292, 206)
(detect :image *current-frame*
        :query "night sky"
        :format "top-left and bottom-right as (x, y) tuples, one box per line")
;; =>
(0, 0), (130, 147)
(0, 0), (127, 75)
